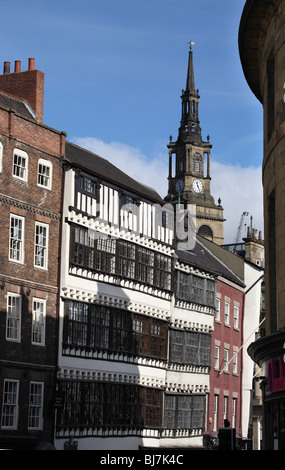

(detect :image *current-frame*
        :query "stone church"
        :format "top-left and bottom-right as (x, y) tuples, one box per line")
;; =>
(165, 44), (225, 245)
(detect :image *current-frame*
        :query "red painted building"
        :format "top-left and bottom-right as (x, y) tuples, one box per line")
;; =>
(208, 277), (244, 437)
(202, 234), (263, 449)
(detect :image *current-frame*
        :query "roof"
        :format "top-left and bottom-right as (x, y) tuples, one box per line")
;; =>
(0, 91), (35, 119)
(65, 141), (164, 204)
(176, 236), (245, 287)
(197, 234), (246, 284)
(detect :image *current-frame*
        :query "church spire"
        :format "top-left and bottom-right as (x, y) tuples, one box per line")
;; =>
(165, 44), (225, 245)
(179, 43), (201, 142)
(186, 42), (195, 92)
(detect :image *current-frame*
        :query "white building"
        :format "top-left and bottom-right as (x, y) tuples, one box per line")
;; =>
(54, 142), (218, 450)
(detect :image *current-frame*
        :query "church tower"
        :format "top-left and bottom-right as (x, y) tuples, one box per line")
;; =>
(165, 45), (225, 245)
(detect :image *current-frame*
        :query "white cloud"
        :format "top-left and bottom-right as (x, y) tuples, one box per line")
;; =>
(211, 161), (263, 244)
(72, 136), (263, 244)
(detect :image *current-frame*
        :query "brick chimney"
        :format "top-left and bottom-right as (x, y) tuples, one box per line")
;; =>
(0, 58), (44, 122)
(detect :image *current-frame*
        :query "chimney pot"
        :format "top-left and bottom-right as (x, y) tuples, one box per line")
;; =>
(14, 60), (21, 73)
(28, 58), (35, 70)
(3, 62), (10, 74)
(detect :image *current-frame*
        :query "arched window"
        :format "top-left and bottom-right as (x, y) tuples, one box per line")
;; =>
(178, 153), (184, 173)
(198, 225), (213, 241)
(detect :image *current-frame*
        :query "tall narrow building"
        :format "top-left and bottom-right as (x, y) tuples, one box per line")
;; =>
(165, 45), (224, 245)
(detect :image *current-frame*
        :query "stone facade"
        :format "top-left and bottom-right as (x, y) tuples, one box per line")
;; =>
(239, 0), (285, 450)
(165, 46), (224, 245)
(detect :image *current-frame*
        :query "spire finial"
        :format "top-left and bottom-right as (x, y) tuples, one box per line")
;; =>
(187, 41), (195, 51)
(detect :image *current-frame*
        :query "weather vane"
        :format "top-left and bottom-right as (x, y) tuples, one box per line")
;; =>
(187, 41), (195, 50)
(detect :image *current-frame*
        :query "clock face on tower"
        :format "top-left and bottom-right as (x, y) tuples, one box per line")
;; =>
(193, 179), (203, 193)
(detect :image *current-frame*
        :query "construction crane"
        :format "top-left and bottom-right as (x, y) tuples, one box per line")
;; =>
(234, 211), (249, 247)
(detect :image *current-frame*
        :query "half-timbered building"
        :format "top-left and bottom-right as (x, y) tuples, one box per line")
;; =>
(55, 142), (175, 450)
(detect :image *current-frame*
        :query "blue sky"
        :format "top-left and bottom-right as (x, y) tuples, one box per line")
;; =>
(0, 0), (263, 242)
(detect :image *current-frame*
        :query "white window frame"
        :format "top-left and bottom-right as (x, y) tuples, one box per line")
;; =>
(224, 301), (230, 326)
(9, 214), (25, 264)
(232, 398), (237, 429)
(32, 298), (46, 346)
(0, 141), (3, 173)
(215, 297), (220, 321)
(233, 349), (238, 375)
(224, 348), (229, 372)
(12, 148), (28, 182)
(34, 222), (49, 270)
(37, 158), (52, 190)
(28, 382), (44, 430)
(6, 293), (21, 342)
(1, 379), (19, 429)
(223, 396), (228, 422)
(213, 395), (219, 432)
(214, 345), (220, 370)
(234, 305), (239, 329)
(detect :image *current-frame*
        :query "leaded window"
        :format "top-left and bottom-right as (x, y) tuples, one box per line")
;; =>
(206, 279), (215, 306)
(164, 394), (206, 429)
(177, 271), (190, 301)
(66, 301), (88, 346)
(144, 388), (162, 428)
(185, 332), (199, 364)
(89, 305), (110, 349)
(175, 271), (216, 307)
(192, 275), (204, 304)
(63, 301), (167, 360)
(57, 381), (162, 430)
(96, 236), (116, 274)
(156, 253), (172, 290)
(70, 224), (173, 291)
(119, 240), (135, 278)
(110, 308), (133, 352)
(78, 175), (96, 195)
(137, 247), (154, 284)
(169, 329), (211, 367)
(72, 225), (95, 268)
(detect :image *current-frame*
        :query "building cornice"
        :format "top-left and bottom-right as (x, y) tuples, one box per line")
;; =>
(0, 192), (61, 220)
(247, 330), (285, 366)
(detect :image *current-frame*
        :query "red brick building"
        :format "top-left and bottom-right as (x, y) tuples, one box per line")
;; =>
(0, 59), (65, 449)
(202, 234), (263, 449)
(208, 277), (244, 438)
